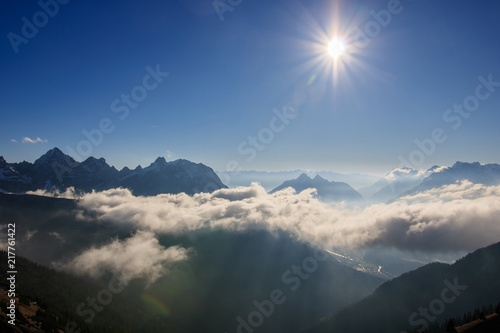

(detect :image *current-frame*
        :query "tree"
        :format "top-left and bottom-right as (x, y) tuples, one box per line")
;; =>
(445, 319), (458, 333)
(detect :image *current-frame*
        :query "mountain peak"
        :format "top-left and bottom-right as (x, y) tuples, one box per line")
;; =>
(154, 157), (167, 165)
(313, 174), (326, 182)
(452, 161), (481, 168)
(426, 165), (441, 172)
(48, 147), (64, 155)
(82, 156), (107, 164)
(34, 147), (73, 166)
(270, 173), (362, 201)
(297, 173), (311, 181)
(0, 150), (227, 195)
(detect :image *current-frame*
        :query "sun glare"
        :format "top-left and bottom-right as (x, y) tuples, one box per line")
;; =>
(327, 37), (347, 59)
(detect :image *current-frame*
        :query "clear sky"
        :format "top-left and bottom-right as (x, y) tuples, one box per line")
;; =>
(1, 0), (499, 175)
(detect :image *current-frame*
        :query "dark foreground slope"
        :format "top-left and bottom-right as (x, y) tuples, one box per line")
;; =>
(0, 251), (144, 333)
(304, 242), (500, 333)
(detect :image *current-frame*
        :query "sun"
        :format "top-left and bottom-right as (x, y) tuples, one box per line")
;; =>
(327, 37), (347, 59)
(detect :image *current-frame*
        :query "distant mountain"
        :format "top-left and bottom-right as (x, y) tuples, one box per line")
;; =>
(401, 162), (500, 198)
(0, 148), (227, 195)
(358, 167), (430, 202)
(217, 170), (379, 191)
(116, 157), (227, 196)
(304, 241), (500, 333)
(269, 173), (363, 201)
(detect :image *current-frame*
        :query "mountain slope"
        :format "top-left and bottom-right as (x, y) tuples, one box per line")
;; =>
(0, 148), (226, 195)
(358, 167), (429, 202)
(402, 162), (500, 197)
(270, 173), (363, 202)
(304, 241), (500, 333)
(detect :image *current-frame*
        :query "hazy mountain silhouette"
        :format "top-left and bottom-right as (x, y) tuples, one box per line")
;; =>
(358, 167), (428, 202)
(270, 173), (363, 202)
(0, 148), (226, 195)
(400, 162), (500, 198)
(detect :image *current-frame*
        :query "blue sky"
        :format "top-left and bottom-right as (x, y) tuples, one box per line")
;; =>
(1, 0), (499, 175)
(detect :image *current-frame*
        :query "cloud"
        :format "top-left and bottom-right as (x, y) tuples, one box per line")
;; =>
(20, 137), (48, 144)
(26, 230), (38, 240)
(49, 232), (65, 242)
(165, 150), (174, 159)
(69, 181), (500, 254)
(385, 168), (427, 181)
(27, 187), (80, 199)
(58, 231), (190, 283)
(432, 166), (449, 173)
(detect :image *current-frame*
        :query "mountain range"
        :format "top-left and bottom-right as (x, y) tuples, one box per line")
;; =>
(0, 148), (226, 196)
(400, 162), (500, 197)
(359, 162), (500, 203)
(216, 170), (379, 191)
(270, 173), (363, 202)
(2, 149), (500, 204)
(267, 162), (500, 203)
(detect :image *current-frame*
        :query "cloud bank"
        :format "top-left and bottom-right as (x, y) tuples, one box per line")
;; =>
(71, 181), (500, 253)
(58, 231), (190, 283)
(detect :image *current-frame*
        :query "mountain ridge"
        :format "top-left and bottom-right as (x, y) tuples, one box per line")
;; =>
(0, 147), (227, 196)
(303, 241), (500, 333)
(269, 173), (363, 202)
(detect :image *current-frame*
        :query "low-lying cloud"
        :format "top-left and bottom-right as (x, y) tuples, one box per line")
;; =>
(70, 180), (500, 253)
(58, 231), (190, 283)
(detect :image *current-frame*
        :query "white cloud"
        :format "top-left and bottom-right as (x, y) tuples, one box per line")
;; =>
(69, 181), (500, 254)
(385, 168), (427, 181)
(49, 231), (65, 242)
(21, 137), (48, 144)
(432, 166), (449, 173)
(58, 231), (191, 283)
(26, 230), (38, 240)
(27, 187), (80, 199)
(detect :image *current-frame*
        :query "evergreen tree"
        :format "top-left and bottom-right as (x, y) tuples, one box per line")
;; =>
(445, 319), (457, 333)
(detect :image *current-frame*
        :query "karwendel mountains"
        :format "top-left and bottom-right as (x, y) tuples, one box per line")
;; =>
(0, 148), (227, 195)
